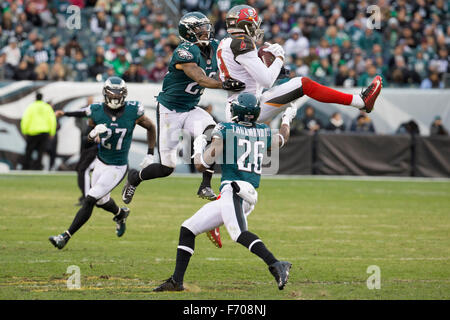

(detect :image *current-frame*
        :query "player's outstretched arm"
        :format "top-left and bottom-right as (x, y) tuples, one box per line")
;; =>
(271, 107), (297, 148)
(193, 135), (223, 172)
(136, 114), (157, 167)
(176, 62), (245, 91)
(55, 109), (88, 118)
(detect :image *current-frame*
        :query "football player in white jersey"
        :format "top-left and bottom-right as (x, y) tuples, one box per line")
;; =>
(217, 5), (383, 123)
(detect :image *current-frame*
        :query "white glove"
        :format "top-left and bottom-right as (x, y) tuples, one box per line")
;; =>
(88, 124), (108, 139)
(193, 134), (208, 157)
(139, 154), (154, 169)
(281, 107), (297, 126)
(263, 42), (285, 60)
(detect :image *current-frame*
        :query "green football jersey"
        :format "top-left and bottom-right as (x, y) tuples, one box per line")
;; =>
(87, 101), (144, 166)
(212, 122), (272, 189)
(157, 40), (219, 112)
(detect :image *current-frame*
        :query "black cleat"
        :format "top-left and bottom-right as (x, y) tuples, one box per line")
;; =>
(269, 261), (292, 290)
(113, 207), (130, 237)
(49, 231), (71, 250)
(122, 169), (140, 204)
(197, 186), (217, 201)
(153, 276), (185, 292)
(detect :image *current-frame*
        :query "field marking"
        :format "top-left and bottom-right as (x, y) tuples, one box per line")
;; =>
(1, 171), (449, 183)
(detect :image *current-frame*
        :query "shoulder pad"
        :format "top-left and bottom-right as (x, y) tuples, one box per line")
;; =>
(230, 34), (256, 57)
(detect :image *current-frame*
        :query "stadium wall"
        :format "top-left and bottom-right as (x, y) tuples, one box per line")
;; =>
(0, 81), (449, 176)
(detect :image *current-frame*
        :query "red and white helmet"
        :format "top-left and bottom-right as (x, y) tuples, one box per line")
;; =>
(226, 5), (264, 42)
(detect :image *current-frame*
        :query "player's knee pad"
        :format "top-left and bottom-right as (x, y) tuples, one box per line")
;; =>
(95, 195), (110, 206)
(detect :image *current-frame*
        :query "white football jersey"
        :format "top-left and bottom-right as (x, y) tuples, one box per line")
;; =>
(217, 34), (283, 103)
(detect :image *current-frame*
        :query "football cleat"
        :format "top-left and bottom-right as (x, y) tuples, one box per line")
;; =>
(269, 261), (292, 290)
(360, 75), (383, 113)
(113, 207), (130, 237)
(49, 231), (71, 250)
(197, 186), (217, 201)
(153, 276), (185, 292)
(206, 227), (222, 248)
(122, 170), (139, 204)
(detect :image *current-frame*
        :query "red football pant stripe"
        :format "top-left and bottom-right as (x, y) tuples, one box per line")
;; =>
(301, 77), (353, 105)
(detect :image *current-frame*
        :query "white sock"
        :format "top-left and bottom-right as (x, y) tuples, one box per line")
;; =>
(350, 94), (365, 108)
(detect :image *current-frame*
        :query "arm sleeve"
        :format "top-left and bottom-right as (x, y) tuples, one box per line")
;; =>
(235, 50), (283, 89)
(64, 110), (89, 117)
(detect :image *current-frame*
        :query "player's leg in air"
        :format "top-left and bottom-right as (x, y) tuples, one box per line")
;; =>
(152, 183), (291, 292)
(122, 105), (220, 202)
(49, 159), (129, 249)
(257, 75), (383, 123)
(121, 103), (223, 247)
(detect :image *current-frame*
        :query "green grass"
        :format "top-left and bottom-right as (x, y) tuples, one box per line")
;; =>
(0, 173), (449, 300)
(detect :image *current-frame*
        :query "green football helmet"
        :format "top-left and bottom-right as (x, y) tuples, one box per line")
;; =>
(178, 12), (214, 46)
(230, 92), (261, 126)
(103, 76), (127, 109)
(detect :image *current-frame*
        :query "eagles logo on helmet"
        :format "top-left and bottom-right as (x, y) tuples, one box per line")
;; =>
(178, 12), (214, 47)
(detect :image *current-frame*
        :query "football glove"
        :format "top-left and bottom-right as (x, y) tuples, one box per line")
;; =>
(193, 134), (208, 157)
(277, 66), (290, 79)
(88, 124), (108, 139)
(139, 154), (154, 169)
(281, 107), (297, 126)
(222, 78), (246, 92)
(263, 42), (285, 60)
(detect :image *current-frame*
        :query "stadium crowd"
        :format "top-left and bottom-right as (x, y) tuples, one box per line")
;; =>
(0, 0), (449, 88)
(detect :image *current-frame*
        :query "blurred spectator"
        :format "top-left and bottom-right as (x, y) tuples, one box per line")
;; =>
(49, 57), (66, 81)
(20, 92), (57, 170)
(70, 50), (89, 81)
(28, 38), (51, 65)
(396, 120), (420, 135)
(301, 105), (322, 133)
(65, 36), (84, 59)
(325, 112), (346, 132)
(335, 64), (357, 88)
(122, 63), (144, 83)
(89, 54), (107, 81)
(350, 111), (376, 133)
(284, 28), (309, 59)
(430, 116), (448, 136)
(3, 37), (21, 68)
(420, 71), (444, 89)
(90, 8), (112, 34)
(34, 62), (49, 80)
(13, 59), (36, 80)
(148, 58), (168, 82)
(111, 49), (130, 77)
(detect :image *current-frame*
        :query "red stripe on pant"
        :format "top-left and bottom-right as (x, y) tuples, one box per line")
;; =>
(301, 77), (353, 105)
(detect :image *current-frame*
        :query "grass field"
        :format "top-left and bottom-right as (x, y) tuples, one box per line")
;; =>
(0, 173), (449, 300)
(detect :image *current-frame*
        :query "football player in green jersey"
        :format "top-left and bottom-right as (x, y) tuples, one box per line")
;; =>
(153, 92), (297, 292)
(122, 12), (245, 249)
(122, 12), (245, 205)
(49, 77), (156, 249)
